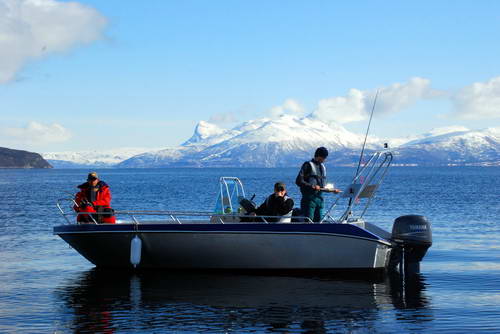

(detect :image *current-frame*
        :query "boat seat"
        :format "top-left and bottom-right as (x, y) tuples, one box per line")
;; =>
(278, 210), (293, 223)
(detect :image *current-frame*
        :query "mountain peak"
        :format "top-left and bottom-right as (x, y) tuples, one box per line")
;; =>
(182, 121), (227, 145)
(46, 119), (500, 167)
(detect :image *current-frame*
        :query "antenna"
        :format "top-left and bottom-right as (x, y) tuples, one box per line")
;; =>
(355, 90), (379, 177)
(345, 90), (380, 216)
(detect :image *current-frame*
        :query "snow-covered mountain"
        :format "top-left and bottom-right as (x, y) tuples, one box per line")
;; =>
(386, 126), (471, 148)
(118, 115), (376, 168)
(117, 116), (499, 167)
(43, 147), (162, 168)
(44, 117), (500, 168)
(394, 127), (500, 166)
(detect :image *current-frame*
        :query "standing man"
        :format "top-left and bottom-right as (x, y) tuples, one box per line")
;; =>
(295, 147), (340, 222)
(74, 172), (115, 223)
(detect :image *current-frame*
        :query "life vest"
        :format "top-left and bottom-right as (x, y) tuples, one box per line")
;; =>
(307, 161), (327, 188)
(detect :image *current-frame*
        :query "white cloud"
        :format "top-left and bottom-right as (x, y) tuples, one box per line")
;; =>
(451, 76), (500, 119)
(0, 0), (107, 83)
(0, 121), (72, 146)
(268, 99), (305, 118)
(309, 77), (439, 124)
(311, 88), (366, 123)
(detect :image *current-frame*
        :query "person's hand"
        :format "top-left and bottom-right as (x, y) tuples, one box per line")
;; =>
(81, 199), (93, 207)
(333, 189), (342, 194)
(312, 185), (321, 191)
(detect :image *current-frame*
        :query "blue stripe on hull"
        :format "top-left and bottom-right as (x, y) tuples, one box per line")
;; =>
(54, 223), (386, 242)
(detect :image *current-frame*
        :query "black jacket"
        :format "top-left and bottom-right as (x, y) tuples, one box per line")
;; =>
(255, 193), (294, 222)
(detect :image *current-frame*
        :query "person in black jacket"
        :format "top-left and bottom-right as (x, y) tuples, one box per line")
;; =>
(254, 182), (294, 222)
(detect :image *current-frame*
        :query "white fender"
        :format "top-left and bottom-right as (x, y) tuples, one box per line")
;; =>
(130, 235), (142, 268)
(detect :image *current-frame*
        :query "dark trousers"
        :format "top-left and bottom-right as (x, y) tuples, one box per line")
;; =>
(300, 194), (324, 222)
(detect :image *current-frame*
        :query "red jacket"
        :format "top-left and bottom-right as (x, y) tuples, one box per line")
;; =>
(74, 181), (115, 223)
(74, 180), (112, 210)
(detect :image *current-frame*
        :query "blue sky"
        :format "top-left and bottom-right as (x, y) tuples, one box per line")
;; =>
(1, 0), (499, 152)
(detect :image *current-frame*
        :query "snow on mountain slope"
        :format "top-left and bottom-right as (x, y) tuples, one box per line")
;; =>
(119, 115), (382, 167)
(182, 121), (240, 146)
(44, 116), (500, 167)
(43, 147), (161, 167)
(395, 127), (500, 165)
(224, 115), (366, 148)
(385, 126), (471, 148)
(422, 126), (471, 137)
(117, 146), (202, 168)
(192, 116), (362, 166)
(401, 127), (498, 148)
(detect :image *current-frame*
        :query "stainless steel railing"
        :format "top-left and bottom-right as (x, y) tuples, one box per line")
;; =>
(321, 150), (393, 223)
(56, 198), (315, 225)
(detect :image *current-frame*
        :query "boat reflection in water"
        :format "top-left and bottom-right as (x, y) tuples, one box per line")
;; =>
(55, 270), (433, 333)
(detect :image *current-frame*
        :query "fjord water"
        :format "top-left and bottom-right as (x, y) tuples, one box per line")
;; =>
(0, 167), (499, 333)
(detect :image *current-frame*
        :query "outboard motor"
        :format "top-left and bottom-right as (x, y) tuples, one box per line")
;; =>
(390, 215), (432, 275)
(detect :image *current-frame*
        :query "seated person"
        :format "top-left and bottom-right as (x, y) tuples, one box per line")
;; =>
(254, 182), (294, 222)
(74, 172), (115, 223)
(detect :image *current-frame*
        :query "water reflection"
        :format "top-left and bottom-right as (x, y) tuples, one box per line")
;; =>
(54, 270), (433, 333)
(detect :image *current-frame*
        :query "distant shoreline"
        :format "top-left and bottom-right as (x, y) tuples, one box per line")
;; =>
(4, 164), (498, 170)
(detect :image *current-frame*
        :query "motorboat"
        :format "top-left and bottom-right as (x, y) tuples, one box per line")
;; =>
(53, 150), (432, 275)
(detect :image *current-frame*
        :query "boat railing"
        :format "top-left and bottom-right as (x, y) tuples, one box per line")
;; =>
(56, 198), (314, 225)
(321, 150), (393, 223)
(56, 197), (99, 225)
(214, 177), (248, 215)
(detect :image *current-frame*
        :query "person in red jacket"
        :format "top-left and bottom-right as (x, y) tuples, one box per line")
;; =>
(74, 172), (115, 223)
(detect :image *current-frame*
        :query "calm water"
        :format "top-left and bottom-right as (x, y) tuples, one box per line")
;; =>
(0, 167), (499, 333)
